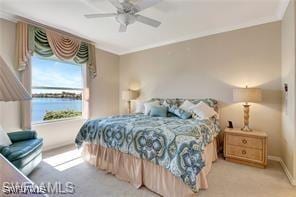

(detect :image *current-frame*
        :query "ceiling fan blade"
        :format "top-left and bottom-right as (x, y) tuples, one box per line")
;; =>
(133, 0), (161, 12)
(84, 13), (117, 18)
(135, 15), (161, 27)
(109, 0), (124, 9)
(119, 24), (127, 32)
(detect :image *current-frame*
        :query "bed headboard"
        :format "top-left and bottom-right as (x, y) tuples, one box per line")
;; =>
(149, 98), (219, 112)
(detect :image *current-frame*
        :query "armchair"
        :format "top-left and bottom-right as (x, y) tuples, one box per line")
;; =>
(0, 130), (43, 175)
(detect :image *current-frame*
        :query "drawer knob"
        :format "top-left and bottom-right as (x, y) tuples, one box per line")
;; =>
(242, 139), (247, 144)
(242, 150), (247, 155)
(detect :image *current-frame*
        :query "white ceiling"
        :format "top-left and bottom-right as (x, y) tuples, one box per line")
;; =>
(0, 0), (289, 55)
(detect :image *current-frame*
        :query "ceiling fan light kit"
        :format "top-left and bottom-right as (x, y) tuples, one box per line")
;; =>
(85, 0), (161, 32)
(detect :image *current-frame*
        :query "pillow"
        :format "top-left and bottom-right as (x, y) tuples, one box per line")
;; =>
(0, 126), (12, 146)
(144, 101), (160, 115)
(162, 99), (178, 108)
(190, 101), (217, 120)
(168, 105), (192, 119)
(150, 105), (168, 117)
(179, 100), (195, 112)
(135, 100), (145, 113)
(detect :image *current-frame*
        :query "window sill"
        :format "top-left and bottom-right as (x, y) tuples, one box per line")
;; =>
(32, 116), (87, 126)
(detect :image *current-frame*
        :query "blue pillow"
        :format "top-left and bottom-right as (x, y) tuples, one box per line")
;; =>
(150, 105), (168, 117)
(168, 105), (192, 119)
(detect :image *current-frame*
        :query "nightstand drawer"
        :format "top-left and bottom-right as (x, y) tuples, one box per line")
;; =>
(226, 145), (263, 162)
(227, 134), (263, 149)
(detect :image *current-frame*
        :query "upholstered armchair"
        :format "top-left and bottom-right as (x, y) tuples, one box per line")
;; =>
(0, 131), (43, 175)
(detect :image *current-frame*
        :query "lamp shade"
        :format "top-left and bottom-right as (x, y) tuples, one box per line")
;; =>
(121, 90), (138, 101)
(0, 56), (31, 101)
(233, 87), (262, 103)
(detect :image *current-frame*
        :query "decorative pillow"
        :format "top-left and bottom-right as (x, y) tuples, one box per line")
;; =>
(179, 100), (195, 112)
(167, 112), (177, 117)
(150, 105), (168, 117)
(135, 100), (145, 113)
(168, 105), (192, 119)
(0, 126), (12, 146)
(162, 99), (178, 108)
(144, 101), (160, 115)
(190, 101), (217, 120)
(151, 98), (218, 112)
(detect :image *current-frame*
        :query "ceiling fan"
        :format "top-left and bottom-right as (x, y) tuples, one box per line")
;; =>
(84, 0), (161, 32)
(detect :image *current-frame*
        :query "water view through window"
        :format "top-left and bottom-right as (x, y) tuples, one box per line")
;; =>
(32, 56), (83, 123)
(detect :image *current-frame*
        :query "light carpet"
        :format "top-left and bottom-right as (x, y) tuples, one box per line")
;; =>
(29, 145), (296, 197)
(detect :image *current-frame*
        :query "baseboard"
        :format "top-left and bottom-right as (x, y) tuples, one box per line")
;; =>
(268, 155), (296, 185)
(42, 141), (75, 152)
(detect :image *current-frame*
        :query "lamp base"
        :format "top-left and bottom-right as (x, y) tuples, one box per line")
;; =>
(242, 104), (252, 132)
(241, 126), (252, 132)
(128, 100), (131, 114)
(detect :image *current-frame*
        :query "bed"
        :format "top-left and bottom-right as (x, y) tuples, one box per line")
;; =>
(75, 98), (221, 197)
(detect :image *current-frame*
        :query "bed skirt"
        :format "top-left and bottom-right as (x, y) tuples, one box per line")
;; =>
(82, 139), (217, 197)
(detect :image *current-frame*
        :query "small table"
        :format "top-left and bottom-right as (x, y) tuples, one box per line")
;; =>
(0, 154), (46, 196)
(224, 128), (268, 168)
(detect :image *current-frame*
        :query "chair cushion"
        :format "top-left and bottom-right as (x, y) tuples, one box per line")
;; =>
(1, 139), (43, 162)
(18, 153), (42, 175)
(8, 131), (37, 143)
(11, 146), (42, 169)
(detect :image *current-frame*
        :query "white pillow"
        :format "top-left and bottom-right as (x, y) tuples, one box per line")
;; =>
(190, 101), (217, 120)
(144, 101), (160, 115)
(135, 100), (145, 113)
(179, 100), (195, 112)
(0, 126), (12, 146)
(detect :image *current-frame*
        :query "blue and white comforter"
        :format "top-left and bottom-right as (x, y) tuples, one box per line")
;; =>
(75, 114), (220, 192)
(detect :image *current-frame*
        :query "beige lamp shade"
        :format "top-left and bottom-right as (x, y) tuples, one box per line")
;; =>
(233, 87), (262, 103)
(122, 90), (139, 101)
(0, 56), (31, 101)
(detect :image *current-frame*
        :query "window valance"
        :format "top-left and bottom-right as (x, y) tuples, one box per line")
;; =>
(16, 22), (94, 130)
(17, 22), (97, 78)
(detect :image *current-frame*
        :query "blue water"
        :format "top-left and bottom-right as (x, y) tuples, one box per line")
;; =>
(32, 98), (82, 123)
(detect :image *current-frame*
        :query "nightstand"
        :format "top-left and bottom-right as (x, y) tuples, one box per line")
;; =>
(224, 128), (267, 168)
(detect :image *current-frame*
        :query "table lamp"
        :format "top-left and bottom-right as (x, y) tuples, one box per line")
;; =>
(122, 89), (139, 113)
(233, 86), (262, 132)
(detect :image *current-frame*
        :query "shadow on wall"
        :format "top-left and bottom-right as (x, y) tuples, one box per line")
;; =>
(125, 76), (282, 130)
(126, 75), (282, 102)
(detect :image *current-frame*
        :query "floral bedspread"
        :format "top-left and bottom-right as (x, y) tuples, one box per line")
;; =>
(75, 114), (220, 192)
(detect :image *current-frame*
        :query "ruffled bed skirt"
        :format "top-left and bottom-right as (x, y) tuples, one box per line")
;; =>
(82, 139), (217, 197)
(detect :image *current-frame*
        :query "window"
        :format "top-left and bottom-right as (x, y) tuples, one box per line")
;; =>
(31, 56), (83, 123)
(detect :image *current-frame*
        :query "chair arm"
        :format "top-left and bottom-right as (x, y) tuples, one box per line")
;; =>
(7, 131), (38, 143)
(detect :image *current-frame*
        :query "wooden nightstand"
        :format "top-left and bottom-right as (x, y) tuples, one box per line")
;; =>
(224, 128), (267, 168)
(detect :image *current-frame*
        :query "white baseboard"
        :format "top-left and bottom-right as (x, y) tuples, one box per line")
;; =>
(42, 141), (75, 152)
(268, 155), (296, 185)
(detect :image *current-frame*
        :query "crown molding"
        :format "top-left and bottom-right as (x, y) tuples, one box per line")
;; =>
(0, 0), (289, 56)
(119, 15), (280, 55)
(0, 10), (18, 22)
(0, 10), (119, 55)
(277, 0), (290, 20)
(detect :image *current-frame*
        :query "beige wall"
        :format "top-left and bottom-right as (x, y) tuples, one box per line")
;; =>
(0, 19), (120, 150)
(90, 49), (119, 118)
(120, 22), (282, 157)
(0, 10), (294, 178)
(281, 0), (296, 179)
